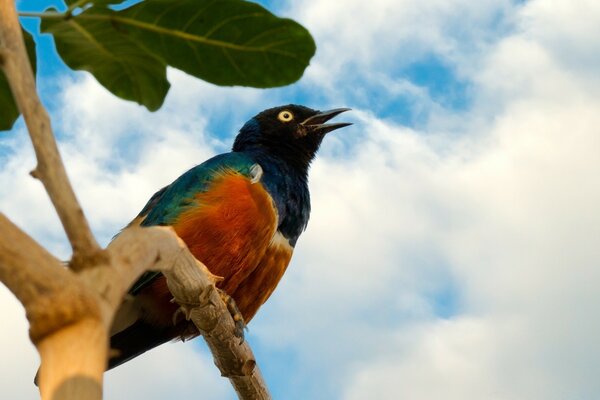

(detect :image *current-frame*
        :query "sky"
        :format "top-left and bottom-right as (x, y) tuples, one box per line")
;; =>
(2, 0), (600, 399)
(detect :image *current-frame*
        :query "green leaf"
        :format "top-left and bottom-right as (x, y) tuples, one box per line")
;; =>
(114, 0), (316, 87)
(41, 7), (170, 111)
(63, 0), (126, 7)
(0, 28), (37, 131)
(39, 0), (315, 112)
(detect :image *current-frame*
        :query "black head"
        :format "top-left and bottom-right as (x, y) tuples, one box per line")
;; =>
(232, 104), (351, 171)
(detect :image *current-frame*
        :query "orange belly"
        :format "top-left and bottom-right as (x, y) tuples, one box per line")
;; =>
(232, 233), (293, 320)
(170, 170), (292, 321)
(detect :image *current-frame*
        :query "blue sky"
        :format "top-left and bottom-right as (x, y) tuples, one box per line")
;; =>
(3, 0), (600, 399)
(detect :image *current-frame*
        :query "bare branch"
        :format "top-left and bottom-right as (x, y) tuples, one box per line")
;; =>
(105, 227), (272, 399)
(0, 0), (105, 270)
(36, 320), (106, 400)
(0, 214), (102, 342)
(0, 217), (271, 399)
(1, 2), (272, 397)
(0, 214), (106, 399)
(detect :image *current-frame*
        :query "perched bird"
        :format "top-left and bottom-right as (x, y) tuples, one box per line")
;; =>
(108, 105), (351, 369)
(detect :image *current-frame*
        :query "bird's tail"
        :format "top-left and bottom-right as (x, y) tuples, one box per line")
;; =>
(108, 319), (187, 370)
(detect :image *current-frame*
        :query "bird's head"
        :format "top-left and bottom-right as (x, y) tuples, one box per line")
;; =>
(233, 104), (351, 170)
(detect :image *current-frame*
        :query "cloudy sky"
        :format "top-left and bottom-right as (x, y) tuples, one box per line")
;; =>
(2, 0), (600, 399)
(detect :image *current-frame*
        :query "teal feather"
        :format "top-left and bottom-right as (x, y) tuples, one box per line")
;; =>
(129, 152), (258, 295)
(140, 152), (258, 227)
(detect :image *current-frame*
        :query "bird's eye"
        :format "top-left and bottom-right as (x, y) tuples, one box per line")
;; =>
(277, 110), (294, 122)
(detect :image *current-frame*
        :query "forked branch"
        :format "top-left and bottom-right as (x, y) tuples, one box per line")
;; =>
(0, 1), (272, 398)
(0, 215), (271, 399)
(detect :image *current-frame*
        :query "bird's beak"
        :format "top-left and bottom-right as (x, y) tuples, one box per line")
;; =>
(301, 108), (352, 134)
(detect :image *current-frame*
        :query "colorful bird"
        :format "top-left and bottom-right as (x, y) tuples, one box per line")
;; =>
(108, 105), (351, 369)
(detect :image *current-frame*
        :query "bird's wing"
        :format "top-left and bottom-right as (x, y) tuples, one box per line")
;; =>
(128, 151), (265, 295)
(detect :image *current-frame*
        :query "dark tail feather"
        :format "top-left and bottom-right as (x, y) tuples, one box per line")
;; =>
(108, 320), (180, 370)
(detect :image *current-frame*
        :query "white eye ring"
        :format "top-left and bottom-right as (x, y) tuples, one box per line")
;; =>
(278, 110), (294, 122)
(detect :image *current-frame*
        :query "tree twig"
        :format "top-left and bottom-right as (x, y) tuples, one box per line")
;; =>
(0, 214), (272, 399)
(107, 227), (272, 399)
(0, 213), (106, 400)
(0, 0), (105, 271)
(0, 214), (102, 343)
(0, 1), (272, 397)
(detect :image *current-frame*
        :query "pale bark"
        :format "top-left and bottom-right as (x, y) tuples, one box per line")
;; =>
(0, 1), (272, 398)
(0, 214), (107, 400)
(111, 227), (272, 399)
(0, 0), (105, 271)
(0, 218), (272, 399)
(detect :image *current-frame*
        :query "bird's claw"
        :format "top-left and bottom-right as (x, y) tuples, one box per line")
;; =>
(217, 288), (247, 343)
(233, 315), (247, 344)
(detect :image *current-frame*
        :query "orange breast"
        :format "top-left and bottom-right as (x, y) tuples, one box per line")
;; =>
(172, 170), (280, 319)
(232, 232), (293, 320)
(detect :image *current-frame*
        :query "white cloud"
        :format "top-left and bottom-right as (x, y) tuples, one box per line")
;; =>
(0, 287), (40, 400)
(104, 340), (232, 400)
(251, 1), (600, 399)
(286, 0), (517, 92)
(520, 0), (600, 79)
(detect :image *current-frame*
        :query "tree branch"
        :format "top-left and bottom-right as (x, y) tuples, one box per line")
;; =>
(0, 214), (102, 342)
(106, 227), (272, 399)
(0, 214), (106, 400)
(0, 1), (272, 398)
(0, 0), (105, 270)
(0, 215), (272, 399)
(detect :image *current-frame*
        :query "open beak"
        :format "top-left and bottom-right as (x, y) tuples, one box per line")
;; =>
(301, 108), (352, 134)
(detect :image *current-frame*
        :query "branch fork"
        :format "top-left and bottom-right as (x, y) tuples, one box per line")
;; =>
(0, 1), (271, 399)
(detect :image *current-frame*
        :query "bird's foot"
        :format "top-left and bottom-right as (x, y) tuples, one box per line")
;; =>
(217, 288), (247, 343)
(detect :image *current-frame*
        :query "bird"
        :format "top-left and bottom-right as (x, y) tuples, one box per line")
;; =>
(108, 104), (351, 369)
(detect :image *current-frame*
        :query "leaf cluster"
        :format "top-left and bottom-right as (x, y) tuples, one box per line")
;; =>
(1, 0), (316, 130)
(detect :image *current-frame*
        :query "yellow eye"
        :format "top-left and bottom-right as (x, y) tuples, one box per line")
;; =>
(277, 110), (294, 122)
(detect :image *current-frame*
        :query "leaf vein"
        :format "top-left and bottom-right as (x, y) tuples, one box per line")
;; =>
(243, 26), (289, 46)
(181, 0), (219, 31)
(67, 19), (114, 60)
(222, 47), (245, 79)
(203, 13), (265, 39)
(76, 13), (305, 54)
